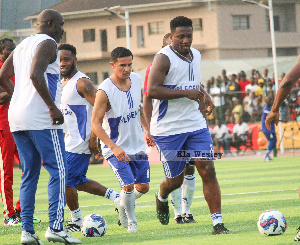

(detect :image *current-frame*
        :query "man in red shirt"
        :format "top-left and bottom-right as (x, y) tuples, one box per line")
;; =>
(238, 71), (250, 100)
(0, 38), (21, 226)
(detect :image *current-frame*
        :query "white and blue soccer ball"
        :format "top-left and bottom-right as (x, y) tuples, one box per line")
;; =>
(257, 210), (287, 236)
(81, 214), (107, 237)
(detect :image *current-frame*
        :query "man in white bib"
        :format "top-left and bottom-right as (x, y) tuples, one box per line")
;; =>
(0, 9), (80, 244)
(59, 44), (121, 233)
(92, 47), (152, 232)
(147, 16), (232, 235)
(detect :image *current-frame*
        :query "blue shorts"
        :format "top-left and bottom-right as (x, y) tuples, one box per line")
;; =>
(153, 128), (213, 178)
(107, 154), (150, 187)
(263, 132), (277, 142)
(66, 152), (92, 187)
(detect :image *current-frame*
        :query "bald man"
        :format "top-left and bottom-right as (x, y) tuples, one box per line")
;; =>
(0, 9), (80, 244)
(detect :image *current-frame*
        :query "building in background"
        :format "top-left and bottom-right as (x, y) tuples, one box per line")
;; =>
(21, 0), (300, 84)
(0, 0), (63, 43)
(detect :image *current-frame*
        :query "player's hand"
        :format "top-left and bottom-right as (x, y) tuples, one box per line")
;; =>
(204, 96), (214, 116)
(89, 139), (100, 155)
(50, 106), (64, 125)
(265, 110), (279, 131)
(112, 145), (130, 164)
(145, 130), (155, 147)
(186, 89), (205, 103)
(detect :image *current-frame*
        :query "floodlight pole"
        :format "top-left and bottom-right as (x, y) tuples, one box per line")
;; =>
(242, 0), (284, 154)
(104, 6), (130, 50)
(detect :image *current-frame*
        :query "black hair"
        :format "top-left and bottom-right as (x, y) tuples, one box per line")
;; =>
(58, 44), (77, 56)
(0, 38), (14, 51)
(111, 47), (133, 63)
(170, 16), (193, 32)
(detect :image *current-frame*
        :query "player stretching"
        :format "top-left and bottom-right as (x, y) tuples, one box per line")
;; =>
(59, 44), (122, 232)
(147, 16), (232, 234)
(92, 47), (152, 232)
(143, 33), (197, 224)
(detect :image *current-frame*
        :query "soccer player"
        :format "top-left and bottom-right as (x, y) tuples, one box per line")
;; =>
(146, 16), (232, 234)
(0, 9), (80, 244)
(264, 55), (300, 242)
(143, 33), (197, 224)
(91, 47), (151, 232)
(59, 44), (122, 232)
(261, 96), (277, 161)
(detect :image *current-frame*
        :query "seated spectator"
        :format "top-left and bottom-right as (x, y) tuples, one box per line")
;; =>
(210, 78), (226, 121)
(213, 119), (232, 156)
(245, 77), (258, 94)
(232, 117), (249, 155)
(232, 98), (243, 123)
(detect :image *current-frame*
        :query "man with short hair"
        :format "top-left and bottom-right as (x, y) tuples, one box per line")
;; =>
(59, 44), (122, 232)
(0, 9), (80, 244)
(147, 16), (232, 234)
(92, 47), (151, 232)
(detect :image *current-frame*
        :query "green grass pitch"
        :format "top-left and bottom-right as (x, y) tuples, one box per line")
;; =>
(1, 156), (299, 244)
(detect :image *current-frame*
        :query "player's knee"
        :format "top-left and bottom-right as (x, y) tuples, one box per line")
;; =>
(198, 161), (216, 179)
(185, 164), (195, 175)
(136, 183), (149, 194)
(122, 184), (134, 192)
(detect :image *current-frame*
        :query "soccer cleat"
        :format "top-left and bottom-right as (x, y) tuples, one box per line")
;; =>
(65, 220), (81, 232)
(127, 221), (138, 232)
(155, 191), (169, 225)
(45, 227), (81, 244)
(15, 209), (41, 224)
(183, 213), (197, 223)
(21, 231), (44, 245)
(212, 223), (233, 235)
(4, 215), (21, 226)
(294, 226), (300, 241)
(114, 197), (128, 228)
(264, 156), (273, 162)
(174, 215), (185, 224)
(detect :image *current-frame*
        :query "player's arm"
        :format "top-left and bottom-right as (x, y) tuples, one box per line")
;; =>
(147, 54), (204, 102)
(201, 86), (214, 116)
(140, 105), (154, 147)
(0, 53), (14, 96)
(77, 77), (99, 154)
(91, 90), (130, 163)
(30, 40), (63, 125)
(266, 55), (300, 130)
(0, 87), (12, 104)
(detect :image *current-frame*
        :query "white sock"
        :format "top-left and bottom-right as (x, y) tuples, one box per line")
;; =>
(70, 208), (82, 225)
(157, 190), (168, 202)
(170, 187), (182, 217)
(134, 187), (144, 200)
(182, 174), (196, 214)
(121, 189), (136, 224)
(211, 212), (222, 226)
(104, 188), (120, 202)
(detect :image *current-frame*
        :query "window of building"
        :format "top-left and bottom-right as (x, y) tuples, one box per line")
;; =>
(137, 26), (144, 48)
(86, 72), (98, 85)
(100, 30), (107, 51)
(83, 29), (95, 42)
(102, 72), (109, 81)
(193, 19), (203, 31)
(266, 15), (280, 32)
(268, 47), (297, 57)
(116, 25), (132, 38)
(148, 21), (164, 35)
(60, 32), (66, 43)
(232, 15), (250, 30)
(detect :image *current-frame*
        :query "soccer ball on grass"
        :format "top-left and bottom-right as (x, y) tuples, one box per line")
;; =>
(257, 210), (287, 236)
(81, 214), (107, 237)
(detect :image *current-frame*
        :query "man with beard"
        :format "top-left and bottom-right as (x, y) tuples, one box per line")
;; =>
(0, 9), (80, 244)
(146, 16), (232, 234)
(59, 44), (123, 232)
